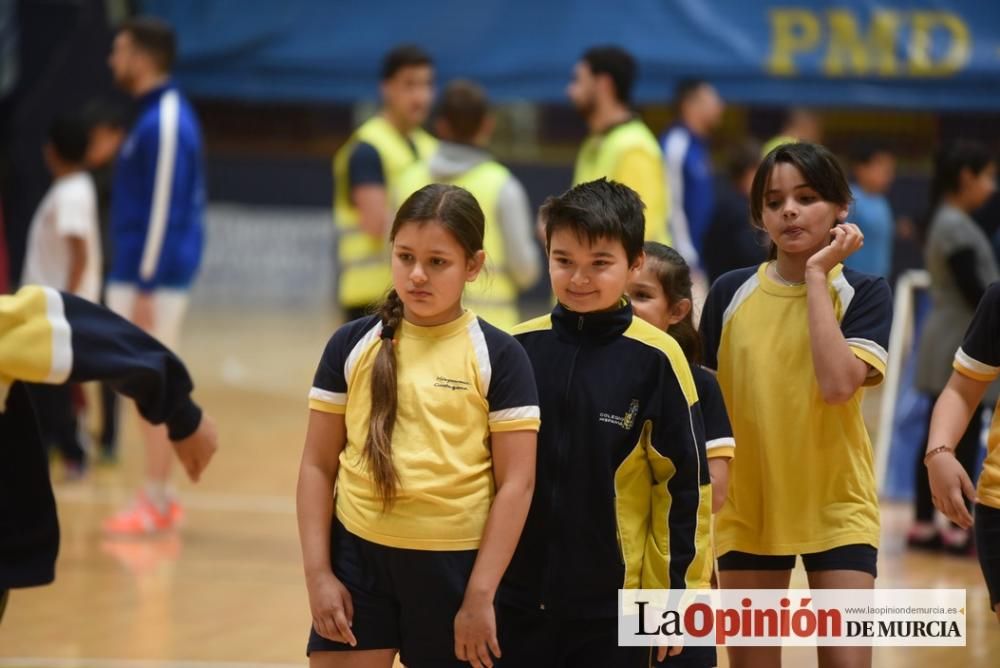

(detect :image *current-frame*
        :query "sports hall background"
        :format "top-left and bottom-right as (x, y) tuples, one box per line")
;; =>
(1, 1), (1000, 666)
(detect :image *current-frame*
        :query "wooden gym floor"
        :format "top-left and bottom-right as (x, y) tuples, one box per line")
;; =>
(0, 308), (996, 667)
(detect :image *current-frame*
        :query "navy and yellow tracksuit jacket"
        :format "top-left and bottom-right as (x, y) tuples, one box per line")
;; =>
(502, 300), (712, 618)
(1, 286), (203, 589)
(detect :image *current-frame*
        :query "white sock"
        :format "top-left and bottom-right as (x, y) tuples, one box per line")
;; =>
(144, 481), (170, 513)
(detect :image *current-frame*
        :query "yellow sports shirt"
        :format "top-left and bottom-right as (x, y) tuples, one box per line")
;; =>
(309, 310), (540, 550)
(700, 263), (892, 555)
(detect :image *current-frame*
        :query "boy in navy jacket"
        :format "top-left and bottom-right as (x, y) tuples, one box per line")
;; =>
(502, 179), (712, 667)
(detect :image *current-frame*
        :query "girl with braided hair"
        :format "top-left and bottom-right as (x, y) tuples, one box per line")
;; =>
(297, 184), (540, 668)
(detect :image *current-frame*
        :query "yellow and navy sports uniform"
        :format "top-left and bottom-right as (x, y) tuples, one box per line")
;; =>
(1, 286), (203, 598)
(692, 364), (735, 462)
(700, 263), (891, 571)
(499, 301), (711, 667)
(950, 282), (1000, 608)
(306, 310), (540, 663)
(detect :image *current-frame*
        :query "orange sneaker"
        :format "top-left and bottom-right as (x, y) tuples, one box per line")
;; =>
(102, 494), (175, 536)
(166, 498), (185, 527)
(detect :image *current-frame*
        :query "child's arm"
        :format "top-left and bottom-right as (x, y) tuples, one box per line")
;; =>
(927, 283), (1000, 527)
(708, 457), (730, 513)
(455, 329), (539, 664)
(0, 286), (216, 480)
(804, 224), (871, 403)
(296, 409), (356, 647)
(298, 325), (363, 646)
(647, 353), (712, 660)
(693, 366), (734, 513)
(455, 429), (536, 666)
(926, 371), (987, 528)
(65, 236), (87, 295)
(647, 361), (711, 591)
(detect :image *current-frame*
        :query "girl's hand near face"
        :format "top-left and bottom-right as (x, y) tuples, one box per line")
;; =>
(805, 223), (864, 279)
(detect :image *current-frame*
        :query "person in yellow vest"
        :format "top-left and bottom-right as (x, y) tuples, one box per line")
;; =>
(333, 45), (438, 321)
(567, 46), (669, 244)
(396, 81), (540, 329)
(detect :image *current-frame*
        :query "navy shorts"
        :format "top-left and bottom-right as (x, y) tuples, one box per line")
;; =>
(497, 605), (648, 668)
(974, 503), (1000, 610)
(307, 520), (480, 667)
(718, 543), (878, 577)
(651, 645), (717, 667)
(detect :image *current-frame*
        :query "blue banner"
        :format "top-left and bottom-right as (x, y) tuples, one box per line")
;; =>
(140, 0), (1000, 110)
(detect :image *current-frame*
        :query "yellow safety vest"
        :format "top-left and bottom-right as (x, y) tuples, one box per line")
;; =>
(572, 118), (669, 244)
(333, 116), (437, 308)
(396, 158), (521, 329)
(761, 134), (798, 157)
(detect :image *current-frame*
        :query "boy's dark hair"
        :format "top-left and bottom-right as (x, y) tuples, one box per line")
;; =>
(119, 17), (176, 73)
(381, 44), (433, 81)
(582, 46), (636, 105)
(848, 140), (893, 167)
(642, 242), (702, 364)
(438, 79), (488, 144)
(542, 178), (645, 265)
(750, 142), (852, 260)
(916, 139), (994, 242)
(48, 112), (90, 164)
(673, 78), (708, 110)
(930, 139), (993, 209)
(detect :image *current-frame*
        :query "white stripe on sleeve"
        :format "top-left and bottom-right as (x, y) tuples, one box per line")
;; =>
(309, 387), (347, 405)
(706, 437), (735, 450)
(489, 406), (540, 422)
(846, 337), (889, 367)
(42, 286), (73, 384)
(955, 347), (1000, 378)
(139, 90), (180, 281)
(467, 318), (492, 397)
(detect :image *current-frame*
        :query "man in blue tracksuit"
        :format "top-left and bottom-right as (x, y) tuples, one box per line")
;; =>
(662, 79), (723, 273)
(105, 16), (205, 535)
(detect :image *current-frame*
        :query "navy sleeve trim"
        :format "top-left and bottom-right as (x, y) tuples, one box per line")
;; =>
(59, 291), (202, 438)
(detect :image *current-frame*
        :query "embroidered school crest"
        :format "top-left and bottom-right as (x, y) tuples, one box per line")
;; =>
(599, 398), (641, 430)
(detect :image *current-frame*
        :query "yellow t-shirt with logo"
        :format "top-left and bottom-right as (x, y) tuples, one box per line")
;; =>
(950, 282), (1000, 510)
(308, 310), (540, 550)
(700, 263), (892, 555)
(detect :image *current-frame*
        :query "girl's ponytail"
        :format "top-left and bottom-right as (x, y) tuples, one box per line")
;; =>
(364, 289), (405, 509)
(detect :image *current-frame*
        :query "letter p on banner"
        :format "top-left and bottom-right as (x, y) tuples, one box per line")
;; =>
(619, 589), (966, 647)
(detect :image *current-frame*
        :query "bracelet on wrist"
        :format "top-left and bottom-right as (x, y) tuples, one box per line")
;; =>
(923, 445), (955, 466)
